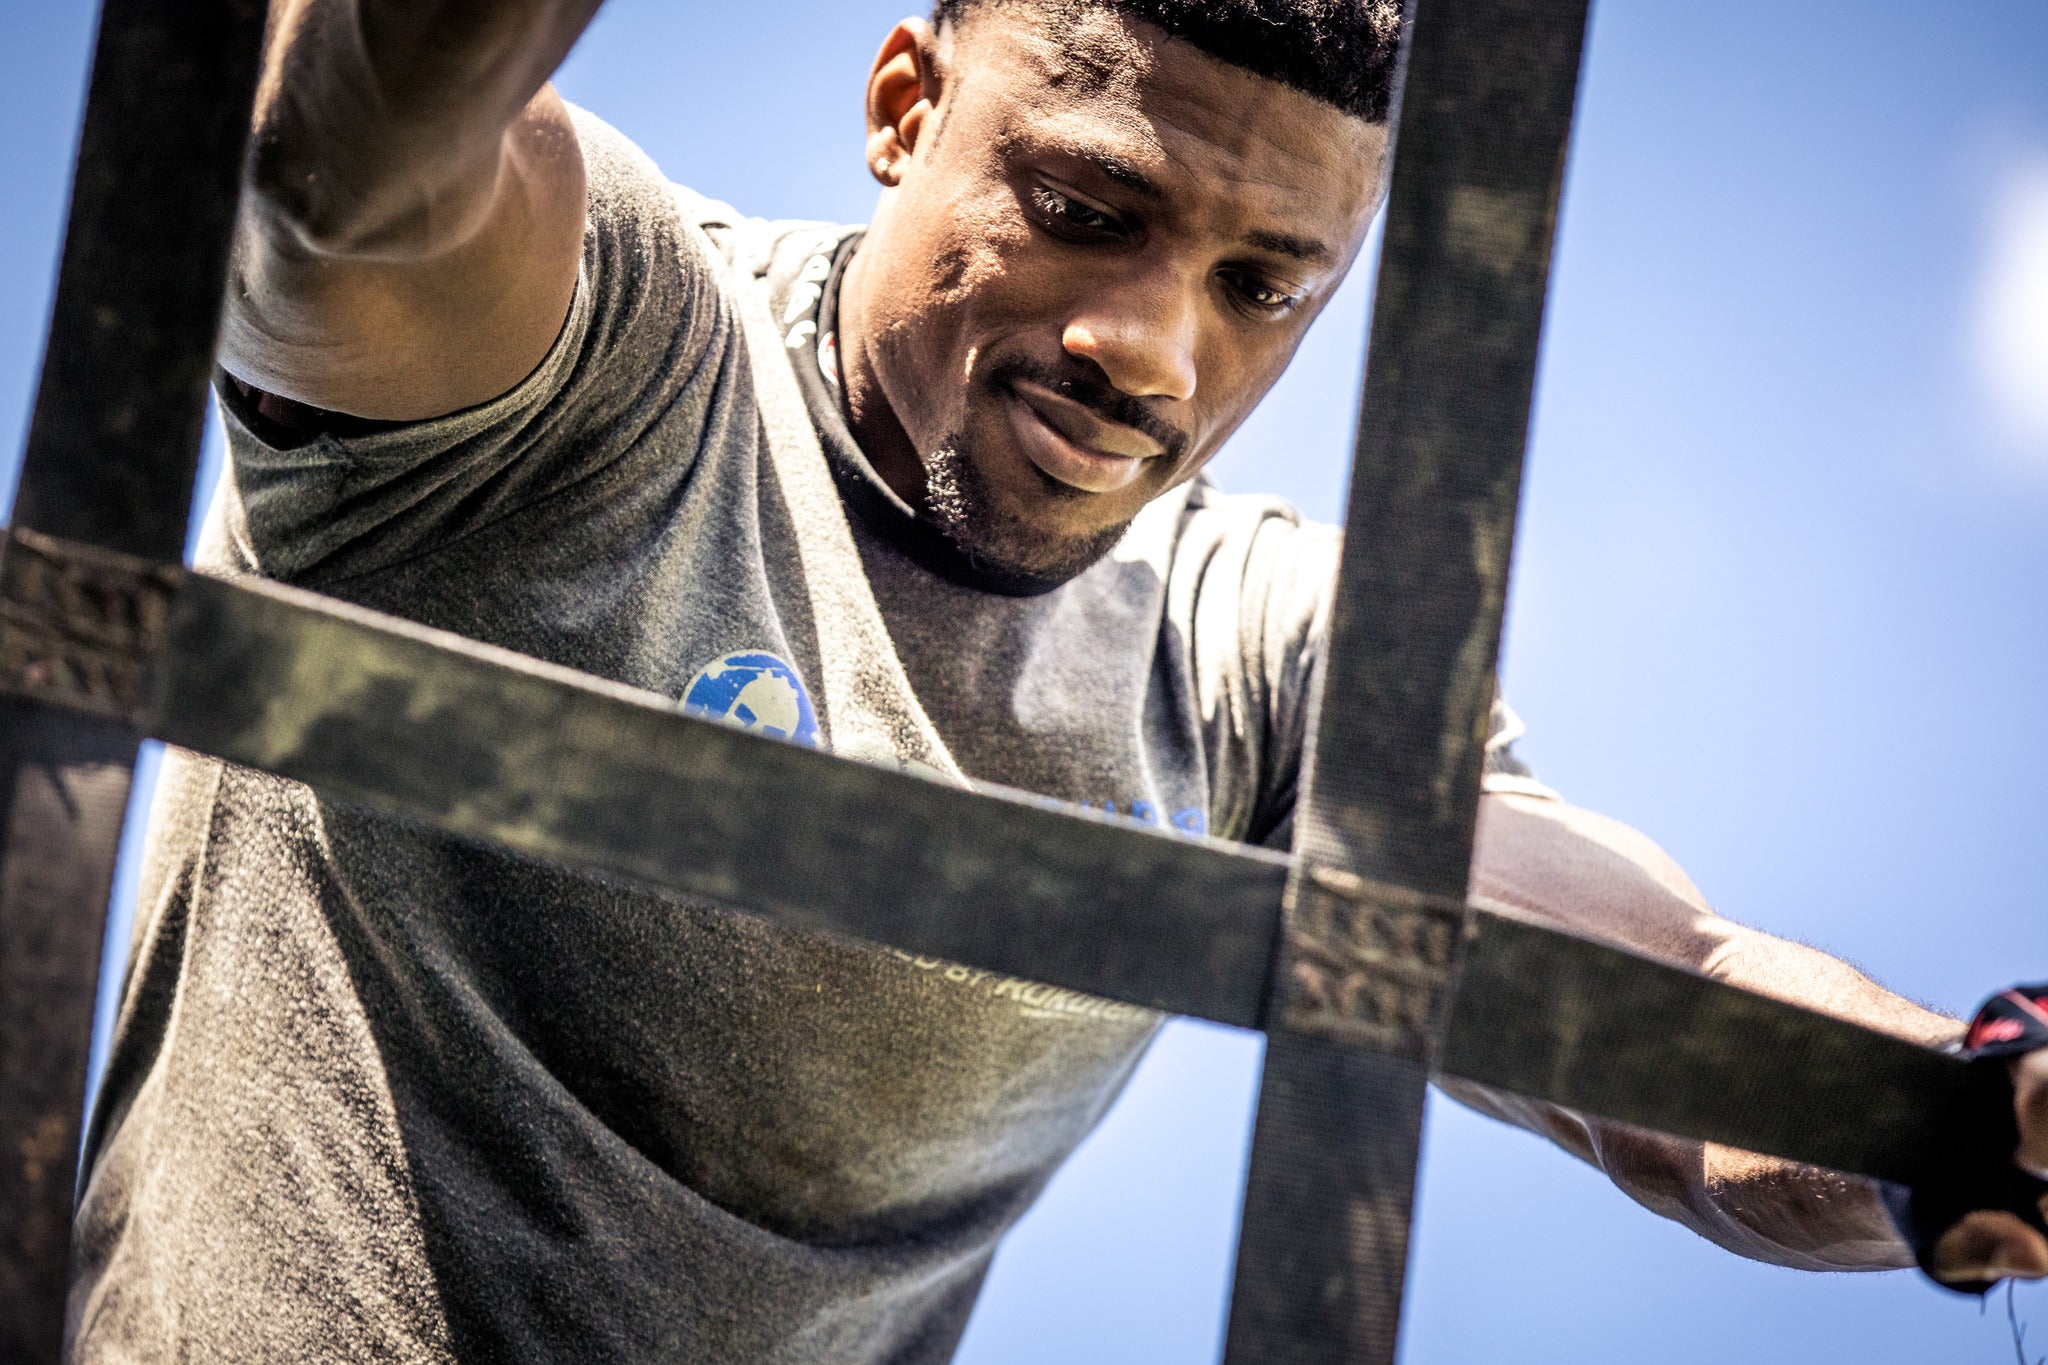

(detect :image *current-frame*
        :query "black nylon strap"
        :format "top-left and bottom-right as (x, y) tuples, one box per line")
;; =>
(1442, 909), (1988, 1186)
(0, 531), (1976, 1190)
(1287, 0), (1587, 895)
(0, 705), (136, 1360)
(1225, 1044), (1430, 1365)
(0, 2), (263, 1357)
(147, 566), (1291, 1026)
(1224, 1), (1591, 1360)
(13, 0), (265, 558)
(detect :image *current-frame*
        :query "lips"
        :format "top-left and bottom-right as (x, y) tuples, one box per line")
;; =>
(1003, 379), (1163, 494)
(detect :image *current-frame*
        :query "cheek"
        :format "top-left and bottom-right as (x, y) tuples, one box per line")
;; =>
(870, 183), (1055, 438)
(887, 172), (1032, 321)
(1179, 334), (1297, 461)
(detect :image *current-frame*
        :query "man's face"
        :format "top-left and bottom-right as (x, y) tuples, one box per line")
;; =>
(839, 6), (1388, 584)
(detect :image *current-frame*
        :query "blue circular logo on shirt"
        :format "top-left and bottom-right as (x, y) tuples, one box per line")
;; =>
(682, 652), (820, 748)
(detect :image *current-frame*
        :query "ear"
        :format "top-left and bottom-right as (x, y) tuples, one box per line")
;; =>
(864, 19), (944, 189)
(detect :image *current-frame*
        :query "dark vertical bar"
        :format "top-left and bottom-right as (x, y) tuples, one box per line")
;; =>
(13, 0), (266, 558)
(1294, 0), (1589, 897)
(1223, 1), (1591, 1362)
(0, 706), (136, 1356)
(0, 2), (264, 1358)
(1228, 1042), (1430, 1365)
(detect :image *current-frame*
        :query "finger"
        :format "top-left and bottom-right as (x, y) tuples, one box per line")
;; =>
(2015, 1051), (2048, 1179)
(1929, 1210), (2048, 1284)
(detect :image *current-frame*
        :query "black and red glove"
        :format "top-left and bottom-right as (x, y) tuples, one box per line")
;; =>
(1963, 985), (2048, 1060)
(1883, 983), (2048, 1295)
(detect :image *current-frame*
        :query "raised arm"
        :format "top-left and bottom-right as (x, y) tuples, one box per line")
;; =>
(1456, 791), (2048, 1283)
(222, 0), (602, 420)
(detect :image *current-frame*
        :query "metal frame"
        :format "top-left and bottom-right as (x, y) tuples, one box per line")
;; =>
(0, 1), (1994, 1362)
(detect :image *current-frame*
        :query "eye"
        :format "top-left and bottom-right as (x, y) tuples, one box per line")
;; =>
(1029, 184), (1124, 241)
(1221, 269), (1303, 317)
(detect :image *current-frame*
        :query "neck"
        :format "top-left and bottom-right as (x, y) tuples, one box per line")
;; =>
(836, 244), (931, 514)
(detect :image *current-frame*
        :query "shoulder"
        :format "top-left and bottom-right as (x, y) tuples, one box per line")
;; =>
(561, 104), (775, 304)
(555, 107), (853, 420)
(565, 105), (693, 259)
(1182, 479), (1338, 555)
(1154, 479), (1339, 626)
(1132, 479), (1339, 714)
(571, 104), (857, 297)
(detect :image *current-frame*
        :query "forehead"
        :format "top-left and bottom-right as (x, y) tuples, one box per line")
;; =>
(943, 6), (1386, 249)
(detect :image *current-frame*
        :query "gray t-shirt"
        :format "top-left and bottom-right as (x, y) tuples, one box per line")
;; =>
(71, 110), (1541, 1363)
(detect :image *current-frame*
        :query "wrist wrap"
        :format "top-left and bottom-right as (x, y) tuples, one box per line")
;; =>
(1883, 983), (2048, 1296)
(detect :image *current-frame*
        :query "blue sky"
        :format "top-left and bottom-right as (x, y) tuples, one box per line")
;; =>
(3, 1), (2045, 1360)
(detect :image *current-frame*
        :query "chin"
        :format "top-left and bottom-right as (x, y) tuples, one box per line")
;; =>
(924, 437), (1135, 588)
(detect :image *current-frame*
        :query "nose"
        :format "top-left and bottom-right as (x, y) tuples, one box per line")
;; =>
(1061, 267), (1199, 404)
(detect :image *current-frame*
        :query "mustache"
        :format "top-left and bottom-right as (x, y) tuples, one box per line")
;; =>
(984, 356), (1191, 463)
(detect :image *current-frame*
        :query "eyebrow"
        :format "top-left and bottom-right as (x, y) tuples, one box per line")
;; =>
(1244, 229), (1335, 265)
(1047, 142), (1338, 266)
(1075, 148), (1165, 202)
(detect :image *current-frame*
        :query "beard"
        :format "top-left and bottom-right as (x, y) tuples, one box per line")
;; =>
(923, 435), (1133, 590)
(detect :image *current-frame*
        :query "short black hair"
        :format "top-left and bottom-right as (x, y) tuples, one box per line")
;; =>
(929, 0), (1404, 123)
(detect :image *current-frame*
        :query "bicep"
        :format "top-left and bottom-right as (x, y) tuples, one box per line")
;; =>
(1470, 791), (1733, 968)
(1472, 791), (1957, 1044)
(220, 85), (586, 422)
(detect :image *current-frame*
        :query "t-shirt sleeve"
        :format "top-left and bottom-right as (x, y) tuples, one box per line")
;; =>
(1178, 488), (1556, 852)
(1481, 697), (1559, 800)
(204, 107), (735, 587)
(1172, 486), (1334, 848)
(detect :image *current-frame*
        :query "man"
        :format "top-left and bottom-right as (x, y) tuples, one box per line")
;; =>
(71, 0), (2046, 1359)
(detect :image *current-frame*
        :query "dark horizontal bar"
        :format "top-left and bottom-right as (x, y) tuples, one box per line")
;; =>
(0, 531), (1968, 1186)
(1440, 908), (1983, 1185)
(148, 570), (1291, 1028)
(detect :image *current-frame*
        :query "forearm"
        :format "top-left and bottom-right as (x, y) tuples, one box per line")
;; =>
(1462, 792), (1959, 1270)
(225, 0), (599, 418)
(1435, 1074), (1913, 1270)
(250, 0), (602, 255)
